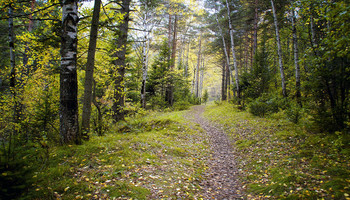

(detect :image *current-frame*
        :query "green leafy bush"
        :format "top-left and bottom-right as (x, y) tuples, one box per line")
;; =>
(248, 94), (282, 117)
(173, 100), (191, 111)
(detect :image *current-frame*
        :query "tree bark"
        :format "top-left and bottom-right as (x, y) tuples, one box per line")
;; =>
(225, 0), (241, 103)
(271, 0), (287, 97)
(60, 0), (80, 145)
(165, 15), (177, 106)
(195, 36), (201, 98)
(291, 4), (301, 105)
(141, 32), (150, 108)
(216, 16), (234, 89)
(222, 60), (227, 101)
(253, 0), (258, 57)
(81, 0), (101, 138)
(112, 0), (130, 122)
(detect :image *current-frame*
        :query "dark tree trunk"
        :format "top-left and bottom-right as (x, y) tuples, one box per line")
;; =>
(60, 0), (80, 145)
(112, 0), (130, 122)
(222, 60), (227, 101)
(166, 15), (177, 106)
(81, 0), (101, 138)
(195, 36), (201, 98)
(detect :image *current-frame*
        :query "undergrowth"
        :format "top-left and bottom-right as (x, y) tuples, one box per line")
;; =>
(7, 110), (208, 199)
(204, 102), (350, 199)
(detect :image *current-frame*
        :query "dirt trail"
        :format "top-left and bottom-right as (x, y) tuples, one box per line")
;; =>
(185, 105), (244, 199)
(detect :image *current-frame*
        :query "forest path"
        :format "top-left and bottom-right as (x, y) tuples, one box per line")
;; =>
(185, 105), (244, 199)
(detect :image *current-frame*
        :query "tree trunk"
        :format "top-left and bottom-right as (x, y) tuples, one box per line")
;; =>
(271, 0), (287, 97)
(216, 15), (234, 89)
(253, 0), (258, 57)
(221, 60), (227, 101)
(192, 66), (196, 95)
(184, 38), (190, 77)
(199, 58), (204, 98)
(225, 0), (241, 103)
(60, 0), (80, 145)
(141, 33), (150, 108)
(291, 4), (301, 105)
(112, 0), (130, 122)
(81, 0), (101, 138)
(195, 36), (201, 98)
(165, 15), (177, 106)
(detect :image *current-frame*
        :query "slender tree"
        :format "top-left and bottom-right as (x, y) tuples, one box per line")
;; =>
(291, 2), (301, 105)
(81, 0), (102, 138)
(271, 0), (287, 97)
(225, 0), (240, 103)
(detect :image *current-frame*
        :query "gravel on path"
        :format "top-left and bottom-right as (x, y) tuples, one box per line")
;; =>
(185, 105), (244, 200)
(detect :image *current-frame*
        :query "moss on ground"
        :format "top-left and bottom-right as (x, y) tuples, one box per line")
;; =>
(20, 110), (208, 199)
(204, 102), (350, 199)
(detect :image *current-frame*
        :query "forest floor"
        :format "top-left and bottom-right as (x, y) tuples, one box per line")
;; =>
(11, 102), (350, 199)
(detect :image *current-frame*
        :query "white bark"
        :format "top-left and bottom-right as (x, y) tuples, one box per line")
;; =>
(225, 0), (241, 102)
(291, 5), (301, 104)
(216, 15), (234, 88)
(60, 0), (80, 144)
(271, 0), (287, 97)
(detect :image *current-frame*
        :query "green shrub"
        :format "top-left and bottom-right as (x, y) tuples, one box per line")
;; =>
(248, 94), (283, 117)
(285, 103), (303, 124)
(173, 100), (191, 111)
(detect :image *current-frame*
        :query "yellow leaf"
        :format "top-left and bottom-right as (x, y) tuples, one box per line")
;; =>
(64, 187), (70, 192)
(2, 172), (7, 176)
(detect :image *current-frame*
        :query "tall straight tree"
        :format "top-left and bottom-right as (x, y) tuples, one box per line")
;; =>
(112, 0), (131, 122)
(271, 0), (287, 97)
(215, 15), (234, 92)
(195, 35), (201, 98)
(291, 2), (301, 105)
(60, 0), (80, 144)
(81, 0), (102, 138)
(225, 0), (240, 103)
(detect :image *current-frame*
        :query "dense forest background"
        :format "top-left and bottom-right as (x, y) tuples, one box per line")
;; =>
(0, 0), (349, 199)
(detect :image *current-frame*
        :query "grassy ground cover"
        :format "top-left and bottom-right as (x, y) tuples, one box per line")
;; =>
(11, 111), (209, 199)
(204, 102), (350, 199)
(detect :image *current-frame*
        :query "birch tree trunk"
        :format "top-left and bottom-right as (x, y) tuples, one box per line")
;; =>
(60, 0), (80, 144)
(216, 16), (234, 90)
(291, 5), (301, 105)
(271, 0), (287, 97)
(112, 0), (130, 122)
(141, 32), (150, 108)
(225, 0), (241, 103)
(81, 0), (101, 138)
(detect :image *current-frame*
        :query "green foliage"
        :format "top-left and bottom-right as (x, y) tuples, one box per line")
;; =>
(147, 40), (193, 109)
(248, 94), (286, 117)
(202, 89), (209, 104)
(173, 100), (191, 111)
(285, 103), (303, 124)
(240, 30), (272, 100)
